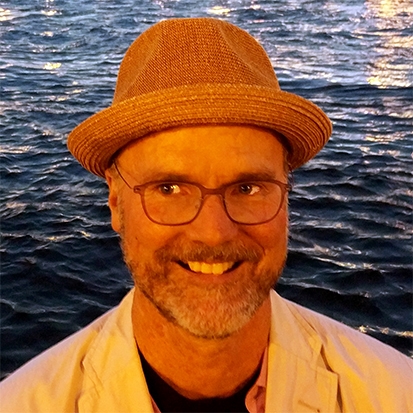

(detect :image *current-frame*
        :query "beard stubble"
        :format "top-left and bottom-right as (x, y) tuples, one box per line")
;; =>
(121, 236), (285, 339)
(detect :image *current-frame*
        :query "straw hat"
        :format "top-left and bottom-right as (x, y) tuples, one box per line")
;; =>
(68, 18), (332, 177)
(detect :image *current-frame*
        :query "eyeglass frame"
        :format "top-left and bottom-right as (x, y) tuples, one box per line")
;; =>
(113, 161), (292, 226)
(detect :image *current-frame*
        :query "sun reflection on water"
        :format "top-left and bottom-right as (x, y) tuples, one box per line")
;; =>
(207, 6), (231, 16)
(365, 0), (413, 87)
(0, 7), (12, 22)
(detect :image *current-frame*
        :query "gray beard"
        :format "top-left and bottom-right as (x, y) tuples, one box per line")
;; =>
(121, 237), (285, 339)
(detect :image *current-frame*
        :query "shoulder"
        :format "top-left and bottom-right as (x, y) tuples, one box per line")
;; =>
(283, 294), (411, 368)
(270, 290), (413, 410)
(0, 291), (133, 413)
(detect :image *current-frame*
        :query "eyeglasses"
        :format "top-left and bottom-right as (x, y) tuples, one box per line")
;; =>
(114, 162), (291, 226)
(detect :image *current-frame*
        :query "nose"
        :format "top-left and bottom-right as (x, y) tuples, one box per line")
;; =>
(186, 194), (239, 246)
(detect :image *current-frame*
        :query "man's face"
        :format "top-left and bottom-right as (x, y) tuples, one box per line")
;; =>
(107, 125), (288, 339)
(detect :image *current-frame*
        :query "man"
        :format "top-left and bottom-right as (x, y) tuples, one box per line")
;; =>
(0, 17), (412, 413)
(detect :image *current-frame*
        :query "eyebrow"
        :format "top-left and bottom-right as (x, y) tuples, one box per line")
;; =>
(232, 171), (279, 182)
(137, 172), (194, 182)
(137, 170), (280, 185)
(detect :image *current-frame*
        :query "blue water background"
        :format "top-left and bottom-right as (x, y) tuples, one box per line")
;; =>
(1, 0), (412, 378)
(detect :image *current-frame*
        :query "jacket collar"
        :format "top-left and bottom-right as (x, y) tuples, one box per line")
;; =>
(78, 289), (154, 413)
(266, 290), (339, 412)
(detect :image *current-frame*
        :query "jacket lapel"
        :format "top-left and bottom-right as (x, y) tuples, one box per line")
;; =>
(77, 290), (155, 413)
(265, 291), (339, 412)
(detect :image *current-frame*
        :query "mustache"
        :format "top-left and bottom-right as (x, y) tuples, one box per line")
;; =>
(154, 240), (263, 263)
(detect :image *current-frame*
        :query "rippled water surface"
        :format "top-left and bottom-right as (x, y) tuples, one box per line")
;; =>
(1, 0), (412, 378)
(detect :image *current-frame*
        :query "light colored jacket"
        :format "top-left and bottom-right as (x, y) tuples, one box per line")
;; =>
(0, 289), (412, 413)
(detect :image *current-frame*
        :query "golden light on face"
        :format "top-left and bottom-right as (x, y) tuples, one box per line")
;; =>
(107, 125), (289, 339)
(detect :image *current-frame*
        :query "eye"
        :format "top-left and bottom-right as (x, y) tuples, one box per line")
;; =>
(158, 183), (181, 195)
(237, 183), (261, 196)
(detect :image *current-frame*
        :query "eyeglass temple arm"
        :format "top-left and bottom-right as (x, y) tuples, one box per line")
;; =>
(113, 161), (134, 190)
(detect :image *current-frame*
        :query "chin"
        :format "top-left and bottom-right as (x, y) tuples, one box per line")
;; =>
(133, 262), (282, 340)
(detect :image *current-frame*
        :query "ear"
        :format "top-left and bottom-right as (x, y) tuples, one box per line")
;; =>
(105, 169), (122, 233)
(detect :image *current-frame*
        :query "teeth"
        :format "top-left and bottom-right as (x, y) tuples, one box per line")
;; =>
(187, 261), (235, 275)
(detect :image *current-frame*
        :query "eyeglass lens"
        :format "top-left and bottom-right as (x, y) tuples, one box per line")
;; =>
(140, 181), (285, 225)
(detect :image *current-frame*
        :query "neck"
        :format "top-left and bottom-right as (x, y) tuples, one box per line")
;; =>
(132, 288), (271, 400)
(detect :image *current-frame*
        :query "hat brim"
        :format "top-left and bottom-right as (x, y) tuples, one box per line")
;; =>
(67, 84), (332, 177)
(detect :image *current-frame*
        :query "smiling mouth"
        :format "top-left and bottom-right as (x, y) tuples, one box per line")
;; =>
(178, 261), (240, 275)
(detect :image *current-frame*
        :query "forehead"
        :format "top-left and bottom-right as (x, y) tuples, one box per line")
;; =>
(117, 125), (286, 184)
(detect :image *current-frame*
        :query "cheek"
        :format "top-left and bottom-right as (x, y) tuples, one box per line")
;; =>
(243, 208), (288, 256)
(120, 198), (180, 255)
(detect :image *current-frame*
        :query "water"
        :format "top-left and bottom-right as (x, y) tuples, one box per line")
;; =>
(1, 0), (412, 379)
